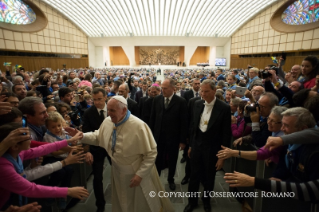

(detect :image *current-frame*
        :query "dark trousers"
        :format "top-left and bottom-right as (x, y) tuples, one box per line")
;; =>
(43, 157), (74, 188)
(183, 144), (191, 178)
(188, 144), (218, 205)
(155, 142), (179, 183)
(91, 146), (111, 209)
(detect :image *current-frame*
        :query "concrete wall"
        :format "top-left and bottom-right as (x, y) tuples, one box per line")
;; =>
(88, 36), (231, 68)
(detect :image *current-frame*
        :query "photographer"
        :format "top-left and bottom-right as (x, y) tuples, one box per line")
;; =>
(234, 92), (278, 148)
(58, 87), (87, 127)
(264, 68), (302, 107)
(37, 74), (54, 102)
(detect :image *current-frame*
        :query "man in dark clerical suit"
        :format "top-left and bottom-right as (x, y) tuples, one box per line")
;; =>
(119, 84), (139, 117)
(181, 95), (201, 185)
(138, 87), (150, 117)
(135, 81), (148, 104)
(149, 79), (188, 190)
(141, 85), (161, 125)
(183, 78), (201, 105)
(184, 79), (231, 212)
(181, 78), (201, 163)
(82, 87), (112, 212)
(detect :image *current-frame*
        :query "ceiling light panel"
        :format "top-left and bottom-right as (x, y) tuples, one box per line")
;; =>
(40, 0), (278, 37)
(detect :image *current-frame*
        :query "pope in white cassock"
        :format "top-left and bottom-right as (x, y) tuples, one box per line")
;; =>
(76, 96), (174, 212)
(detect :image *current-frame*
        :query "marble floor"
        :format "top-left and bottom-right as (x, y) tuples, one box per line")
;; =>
(68, 151), (242, 212)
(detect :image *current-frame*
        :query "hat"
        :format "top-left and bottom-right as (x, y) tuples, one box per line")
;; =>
(111, 95), (127, 105)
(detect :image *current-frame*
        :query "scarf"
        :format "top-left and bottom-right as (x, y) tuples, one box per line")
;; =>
(28, 123), (45, 141)
(285, 144), (302, 171)
(2, 153), (28, 206)
(111, 110), (131, 155)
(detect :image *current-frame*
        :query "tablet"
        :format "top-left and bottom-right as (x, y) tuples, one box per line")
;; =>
(235, 86), (247, 96)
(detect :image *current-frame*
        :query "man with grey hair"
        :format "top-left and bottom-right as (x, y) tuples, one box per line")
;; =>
(118, 83), (139, 117)
(92, 72), (105, 86)
(149, 78), (188, 190)
(12, 75), (24, 85)
(270, 107), (319, 182)
(72, 96), (174, 212)
(234, 92), (278, 148)
(18, 97), (48, 141)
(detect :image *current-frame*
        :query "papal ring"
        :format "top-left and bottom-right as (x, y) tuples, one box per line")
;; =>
(235, 180), (238, 183)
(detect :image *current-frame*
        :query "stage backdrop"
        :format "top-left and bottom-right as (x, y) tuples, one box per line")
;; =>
(135, 46), (184, 65)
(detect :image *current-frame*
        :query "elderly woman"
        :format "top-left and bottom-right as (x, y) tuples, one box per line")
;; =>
(219, 106), (287, 164)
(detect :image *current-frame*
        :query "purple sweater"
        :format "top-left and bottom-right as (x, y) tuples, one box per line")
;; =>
(0, 140), (69, 208)
(231, 116), (252, 139)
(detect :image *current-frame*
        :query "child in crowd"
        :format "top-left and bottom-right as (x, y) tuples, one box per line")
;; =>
(43, 112), (82, 209)
(0, 122), (88, 210)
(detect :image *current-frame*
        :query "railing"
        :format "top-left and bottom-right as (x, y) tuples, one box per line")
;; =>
(226, 141), (317, 212)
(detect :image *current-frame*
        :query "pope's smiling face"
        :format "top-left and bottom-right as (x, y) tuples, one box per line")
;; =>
(107, 99), (127, 124)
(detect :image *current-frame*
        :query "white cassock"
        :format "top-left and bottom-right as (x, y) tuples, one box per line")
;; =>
(81, 114), (175, 212)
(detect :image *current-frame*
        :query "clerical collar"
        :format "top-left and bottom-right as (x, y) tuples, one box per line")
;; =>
(204, 97), (216, 106)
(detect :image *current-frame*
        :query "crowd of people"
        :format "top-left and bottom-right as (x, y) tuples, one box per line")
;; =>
(0, 54), (318, 212)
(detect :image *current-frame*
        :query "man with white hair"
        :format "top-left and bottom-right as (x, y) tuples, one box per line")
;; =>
(92, 72), (105, 86)
(68, 96), (174, 212)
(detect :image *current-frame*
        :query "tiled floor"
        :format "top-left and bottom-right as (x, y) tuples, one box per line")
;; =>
(69, 151), (242, 212)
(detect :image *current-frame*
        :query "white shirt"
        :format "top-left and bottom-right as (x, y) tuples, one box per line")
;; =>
(175, 90), (181, 97)
(142, 89), (147, 97)
(193, 90), (200, 98)
(97, 103), (107, 118)
(199, 97), (216, 132)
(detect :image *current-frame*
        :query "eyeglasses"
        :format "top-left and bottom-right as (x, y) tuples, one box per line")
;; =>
(267, 118), (282, 124)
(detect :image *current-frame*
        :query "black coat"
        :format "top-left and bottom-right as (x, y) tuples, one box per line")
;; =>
(183, 90), (198, 104)
(141, 97), (154, 125)
(149, 94), (188, 146)
(127, 98), (139, 117)
(135, 90), (148, 104)
(138, 96), (148, 118)
(191, 98), (231, 150)
(82, 105), (105, 133)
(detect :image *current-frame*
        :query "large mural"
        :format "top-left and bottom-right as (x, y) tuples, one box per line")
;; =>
(139, 46), (180, 65)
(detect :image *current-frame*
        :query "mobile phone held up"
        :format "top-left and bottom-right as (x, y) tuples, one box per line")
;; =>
(22, 116), (27, 135)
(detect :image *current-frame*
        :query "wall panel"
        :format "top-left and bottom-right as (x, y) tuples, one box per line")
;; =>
(0, 56), (88, 71)
(109, 47), (129, 66)
(190, 46), (210, 65)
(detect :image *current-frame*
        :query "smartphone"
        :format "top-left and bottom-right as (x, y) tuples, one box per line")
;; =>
(22, 116), (27, 135)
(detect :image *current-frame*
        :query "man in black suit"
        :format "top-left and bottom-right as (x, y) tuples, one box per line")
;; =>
(118, 83), (139, 117)
(141, 85), (161, 125)
(181, 78), (201, 163)
(175, 81), (185, 97)
(138, 87), (151, 118)
(135, 81), (148, 104)
(149, 79), (188, 190)
(183, 78), (201, 103)
(82, 87), (112, 212)
(184, 79), (231, 212)
(127, 72), (139, 100)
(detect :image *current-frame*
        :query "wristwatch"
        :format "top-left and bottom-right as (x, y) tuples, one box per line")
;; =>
(237, 150), (241, 158)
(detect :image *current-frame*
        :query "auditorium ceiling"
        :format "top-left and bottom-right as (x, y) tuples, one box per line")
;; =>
(41, 0), (278, 37)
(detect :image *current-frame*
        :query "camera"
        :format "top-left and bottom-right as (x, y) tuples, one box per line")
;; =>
(246, 102), (259, 113)
(68, 111), (81, 126)
(261, 70), (272, 79)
